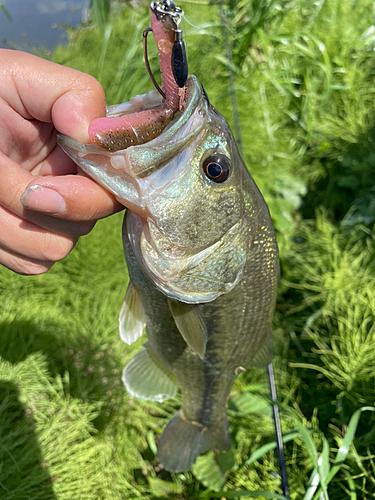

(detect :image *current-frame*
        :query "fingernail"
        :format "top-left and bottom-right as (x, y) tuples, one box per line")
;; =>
(21, 185), (66, 215)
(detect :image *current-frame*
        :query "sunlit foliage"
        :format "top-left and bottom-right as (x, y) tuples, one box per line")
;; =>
(1, 0), (375, 498)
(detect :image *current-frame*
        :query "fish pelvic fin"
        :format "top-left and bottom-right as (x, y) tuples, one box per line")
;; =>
(157, 410), (230, 473)
(122, 346), (177, 402)
(119, 281), (146, 345)
(167, 298), (207, 359)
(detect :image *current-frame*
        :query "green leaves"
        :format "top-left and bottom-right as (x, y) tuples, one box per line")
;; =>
(192, 450), (236, 491)
(264, 393), (375, 500)
(0, 4), (11, 21)
(2, 0), (375, 498)
(210, 491), (289, 499)
(89, 0), (110, 28)
(305, 407), (375, 500)
(148, 478), (183, 497)
(244, 430), (305, 466)
(229, 392), (272, 417)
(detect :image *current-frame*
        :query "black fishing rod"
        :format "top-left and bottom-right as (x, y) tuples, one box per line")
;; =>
(267, 363), (290, 498)
(218, 3), (290, 495)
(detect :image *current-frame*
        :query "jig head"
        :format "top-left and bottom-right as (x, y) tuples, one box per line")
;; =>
(145, 0), (188, 92)
(171, 24), (188, 88)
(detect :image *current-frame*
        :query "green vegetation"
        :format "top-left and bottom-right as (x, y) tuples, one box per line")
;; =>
(1, 0), (375, 498)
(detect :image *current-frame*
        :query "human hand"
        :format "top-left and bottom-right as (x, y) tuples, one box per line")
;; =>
(0, 49), (123, 275)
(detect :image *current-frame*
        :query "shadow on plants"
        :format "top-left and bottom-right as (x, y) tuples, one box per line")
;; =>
(301, 124), (375, 222)
(0, 381), (57, 499)
(0, 318), (123, 431)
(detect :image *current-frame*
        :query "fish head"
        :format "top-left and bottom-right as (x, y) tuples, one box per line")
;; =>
(58, 76), (253, 303)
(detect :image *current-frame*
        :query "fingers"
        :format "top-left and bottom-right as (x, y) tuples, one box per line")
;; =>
(0, 204), (76, 265)
(0, 50), (120, 275)
(0, 155), (122, 274)
(0, 246), (53, 275)
(21, 174), (124, 222)
(0, 49), (106, 143)
(1, 152), (122, 232)
(0, 157), (81, 274)
(32, 143), (78, 176)
(0, 158), (79, 275)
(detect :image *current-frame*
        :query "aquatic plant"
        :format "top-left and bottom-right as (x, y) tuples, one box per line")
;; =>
(1, 0), (375, 498)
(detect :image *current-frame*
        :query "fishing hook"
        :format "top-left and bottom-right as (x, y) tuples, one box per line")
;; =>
(201, 83), (210, 106)
(150, 0), (184, 21)
(143, 27), (166, 100)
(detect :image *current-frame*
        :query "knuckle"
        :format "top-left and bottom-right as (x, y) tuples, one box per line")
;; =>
(14, 260), (53, 276)
(39, 235), (76, 262)
(79, 75), (105, 99)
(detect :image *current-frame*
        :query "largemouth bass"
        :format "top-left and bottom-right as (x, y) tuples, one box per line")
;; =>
(57, 1), (279, 473)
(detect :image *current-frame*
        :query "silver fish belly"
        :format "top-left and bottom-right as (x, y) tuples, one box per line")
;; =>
(58, 75), (279, 472)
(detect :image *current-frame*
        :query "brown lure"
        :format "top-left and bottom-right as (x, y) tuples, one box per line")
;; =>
(88, 3), (185, 152)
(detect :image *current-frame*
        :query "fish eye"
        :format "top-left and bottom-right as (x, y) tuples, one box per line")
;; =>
(202, 155), (230, 183)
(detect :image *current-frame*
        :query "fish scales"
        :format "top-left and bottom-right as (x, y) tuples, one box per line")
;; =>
(124, 212), (277, 472)
(123, 151), (278, 469)
(57, 5), (279, 472)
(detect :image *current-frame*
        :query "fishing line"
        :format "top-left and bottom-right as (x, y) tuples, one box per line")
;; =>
(182, 18), (188, 61)
(218, 0), (243, 157)
(182, 15), (200, 29)
(180, 15), (201, 75)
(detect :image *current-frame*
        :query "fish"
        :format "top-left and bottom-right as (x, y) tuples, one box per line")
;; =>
(57, 0), (279, 473)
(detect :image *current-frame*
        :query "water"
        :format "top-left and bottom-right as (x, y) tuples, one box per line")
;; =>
(0, 0), (88, 52)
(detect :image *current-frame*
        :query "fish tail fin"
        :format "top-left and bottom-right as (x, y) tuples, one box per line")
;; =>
(157, 410), (230, 473)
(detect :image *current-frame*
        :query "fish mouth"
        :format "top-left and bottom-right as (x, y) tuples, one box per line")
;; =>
(57, 75), (205, 215)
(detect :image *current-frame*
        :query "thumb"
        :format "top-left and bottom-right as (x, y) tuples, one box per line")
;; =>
(0, 49), (106, 143)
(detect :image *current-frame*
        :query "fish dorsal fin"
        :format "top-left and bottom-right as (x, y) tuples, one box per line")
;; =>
(122, 346), (177, 402)
(119, 281), (146, 345)
(167, 298), (207, 359)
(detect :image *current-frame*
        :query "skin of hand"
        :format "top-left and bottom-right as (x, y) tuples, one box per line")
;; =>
(0, 49), (123, 275)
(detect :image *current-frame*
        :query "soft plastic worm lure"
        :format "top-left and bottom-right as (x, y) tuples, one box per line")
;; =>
(88, 0), (188, 152)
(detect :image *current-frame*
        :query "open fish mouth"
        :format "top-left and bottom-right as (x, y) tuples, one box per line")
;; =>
(57, 0), (200, 215)
(57, 75), (204, 214)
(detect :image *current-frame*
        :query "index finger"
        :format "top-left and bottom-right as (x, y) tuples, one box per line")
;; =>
(0, 49), (106, 143)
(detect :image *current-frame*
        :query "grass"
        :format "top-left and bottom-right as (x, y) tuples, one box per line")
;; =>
(2, 0), (375, 498)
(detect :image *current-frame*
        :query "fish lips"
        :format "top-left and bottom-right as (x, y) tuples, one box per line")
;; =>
(57, 76), (203, 216)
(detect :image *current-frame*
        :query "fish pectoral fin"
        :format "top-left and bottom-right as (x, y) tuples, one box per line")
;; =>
(119, 281), (146, 345)
(246, 333), (274, 369)
(122, 346), (177, 402)
(167, 298), (207, 359)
